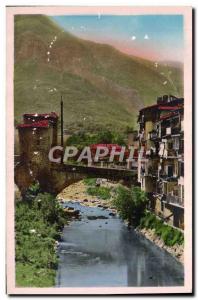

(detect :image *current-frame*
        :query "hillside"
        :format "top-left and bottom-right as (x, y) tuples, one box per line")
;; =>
(14, 15), (183, 132)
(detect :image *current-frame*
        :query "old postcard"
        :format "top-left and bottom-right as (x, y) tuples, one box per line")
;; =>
(6, 6), (192, 294)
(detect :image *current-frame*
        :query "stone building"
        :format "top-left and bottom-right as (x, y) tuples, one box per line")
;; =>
(17, 112), (58, 163)
(127, 131), (139, 170)
(137, 95), (184, 229)
(23, 112), (58, 146)
(15, 112), (59, 194)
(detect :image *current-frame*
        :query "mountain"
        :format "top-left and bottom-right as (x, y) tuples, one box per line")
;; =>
(14, 15), (183, 132)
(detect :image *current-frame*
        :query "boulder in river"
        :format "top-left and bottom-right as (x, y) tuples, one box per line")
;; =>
(102, 205), (109, 209)
(87, 216), (98, 220)
(64, 207), (80, 217)
(66, 206), (74, 211)
(97, 215), (109, 219)
(109, 212), (116, 216)
(87, 215), (109, 220)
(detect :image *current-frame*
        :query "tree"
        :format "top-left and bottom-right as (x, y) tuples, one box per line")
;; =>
(113, 186), (148, 227)
(97, 130), (114, 144)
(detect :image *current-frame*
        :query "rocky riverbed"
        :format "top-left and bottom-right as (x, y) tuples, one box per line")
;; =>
(135, 227), (184, 264)
(57, 180), (184, 265)
(57, 180), (117, 214)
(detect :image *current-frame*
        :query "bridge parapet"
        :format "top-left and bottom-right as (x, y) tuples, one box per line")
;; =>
(51, 163), (137, 185)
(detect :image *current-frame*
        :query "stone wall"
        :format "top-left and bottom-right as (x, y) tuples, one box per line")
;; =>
(18, 126), (53, 163)
(154, 195), (184, 229)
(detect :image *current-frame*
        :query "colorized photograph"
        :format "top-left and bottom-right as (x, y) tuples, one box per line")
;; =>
(7, 6), (192, 294)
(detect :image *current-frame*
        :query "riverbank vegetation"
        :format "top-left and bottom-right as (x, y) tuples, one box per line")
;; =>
(83, 181), (184, 248)
(84, 178), (112, 200)
(113, 185), (148, 226)
(87, 186), (111, 200)
(83, 178), (97, 186)
(139, 212), (184, 246)
(111, 185), (183, 247)
(15, 183), (68, 287)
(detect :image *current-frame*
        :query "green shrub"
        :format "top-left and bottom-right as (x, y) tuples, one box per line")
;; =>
(87, 186), (111, 200)
(113, 186), (148, 226)
(161, 226), (175, 246)
(16, 263), (56, 287)
(66, 130), (126, 148)
(24, 182), (41, 201)
(83, 178), (97, 186)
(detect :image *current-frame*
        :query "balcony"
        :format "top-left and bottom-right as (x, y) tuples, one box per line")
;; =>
(147, 167), (158, 177)
(172, 127), (181, 135)
(156, 182), (163, 194)
(161, 126), (181, 138)
(165, 194), (184, 208)
(167, 148), (178, 158)
(149, 130), (158, 140)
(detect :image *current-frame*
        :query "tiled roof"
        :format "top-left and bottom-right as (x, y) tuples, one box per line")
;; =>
(17, 120), (49, 129)
(159, 105), (183, 110)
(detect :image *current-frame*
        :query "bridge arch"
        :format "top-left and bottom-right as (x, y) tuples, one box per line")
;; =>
(15, 162), (138, 195)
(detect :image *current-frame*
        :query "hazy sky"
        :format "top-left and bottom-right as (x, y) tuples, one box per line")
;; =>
(51, 15), (183, 62)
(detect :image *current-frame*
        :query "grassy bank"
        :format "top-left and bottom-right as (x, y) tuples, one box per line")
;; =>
(83, 178), (112, 200)
(139, 212), (184, 246)
(87, 186), (111, 200)
(15, 184), (67, 287)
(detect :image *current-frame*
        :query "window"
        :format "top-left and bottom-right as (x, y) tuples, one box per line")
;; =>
(166, 127), (171, 135)
(179, 139), (184, 153)
(173, 137), (179, 150)
(174, 161), (178, 177)
(163, 182), (168, 194)
(161, 200), (164, 212)
(181, 120), (184, 131)
(182, 186), (184, 201)
(166, 165), (173, 177)
(179, 162), (184, 177)
(168, 141), (173, 150)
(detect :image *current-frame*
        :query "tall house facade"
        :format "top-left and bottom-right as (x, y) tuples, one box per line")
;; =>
(137, 95), (184, 229)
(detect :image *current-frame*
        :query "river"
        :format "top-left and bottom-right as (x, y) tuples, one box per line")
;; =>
(56, 201), (184, 287)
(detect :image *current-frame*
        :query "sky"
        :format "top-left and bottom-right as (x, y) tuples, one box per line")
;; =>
(51, 15), (183, 62)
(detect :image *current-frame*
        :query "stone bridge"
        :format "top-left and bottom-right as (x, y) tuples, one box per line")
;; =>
(15, 109), (138, 196)
(15, 162), (138, 195)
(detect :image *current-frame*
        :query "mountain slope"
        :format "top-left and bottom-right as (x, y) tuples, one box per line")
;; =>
(14, 15), (183, 131)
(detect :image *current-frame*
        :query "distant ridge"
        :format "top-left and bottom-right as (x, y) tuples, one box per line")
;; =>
(14, 15), (183, 132)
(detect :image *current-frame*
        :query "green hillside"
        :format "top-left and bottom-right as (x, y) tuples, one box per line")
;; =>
(14, 15), (183, 132)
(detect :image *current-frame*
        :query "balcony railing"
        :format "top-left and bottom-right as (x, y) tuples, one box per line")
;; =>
(147, 168), (158, 177)
(161, 126), (181, 137)
(172, 127), (181, 135)
(166, 194), (184, 208)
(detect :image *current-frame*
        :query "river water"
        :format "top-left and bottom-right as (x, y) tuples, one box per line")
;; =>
(56, 201), (184, 287)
